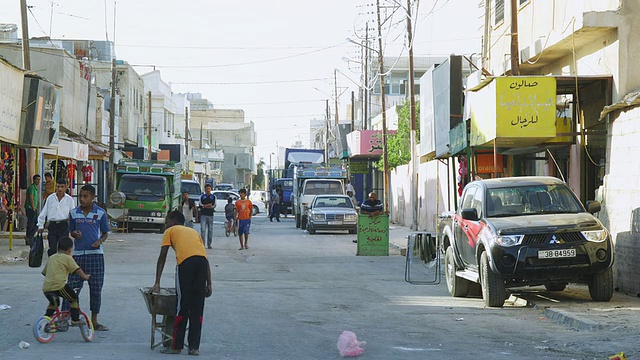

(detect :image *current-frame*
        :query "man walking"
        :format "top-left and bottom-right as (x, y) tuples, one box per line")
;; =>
(199, 184), (216, 249)
(151, 210), (212, 356)
(25, 174), (40, 245)
(269, 188), (280, 222)
(37, 178), (75, 257)
(66, 184), (111, 331)
(235, 188), (253, 250)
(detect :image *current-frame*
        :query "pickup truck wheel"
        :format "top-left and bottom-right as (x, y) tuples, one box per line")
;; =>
(252, 205), (258, 216)
(445, 247), (469, 297)
(480, 251), (506, 307)
(159, 224), (166, 233)
(307, 223), (316, 235)
(544, 283), (566, 292)
(301, 216), (307, 230)
(295, 214), (301, 228)
(588, 267), (614, 302)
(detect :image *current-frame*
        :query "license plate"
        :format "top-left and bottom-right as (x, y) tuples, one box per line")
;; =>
(328, 221), (342, 225)
(538, 249), (576, 259)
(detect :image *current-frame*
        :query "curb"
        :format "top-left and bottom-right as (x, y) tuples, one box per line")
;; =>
(536, 305), (605, 330)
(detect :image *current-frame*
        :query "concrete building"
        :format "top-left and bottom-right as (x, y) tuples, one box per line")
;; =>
(187, 95), (256, 189)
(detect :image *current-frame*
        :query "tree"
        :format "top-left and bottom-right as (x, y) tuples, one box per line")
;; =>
(253, 158), (266, 189)
(374, 100), (420, 170)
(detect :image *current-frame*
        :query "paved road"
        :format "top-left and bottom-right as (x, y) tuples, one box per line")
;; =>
(0, 213), (638, 359)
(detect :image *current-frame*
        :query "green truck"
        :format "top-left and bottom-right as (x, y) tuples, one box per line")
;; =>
(110, 160), (182, 232)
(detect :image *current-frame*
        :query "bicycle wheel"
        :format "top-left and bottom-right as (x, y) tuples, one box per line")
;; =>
(78, 312), (94, 342)
(233, 226), (238, 236)
(225, 223), (230, 237)
(33, 316), (55, 343)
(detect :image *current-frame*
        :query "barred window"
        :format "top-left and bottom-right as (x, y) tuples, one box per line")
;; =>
(495, 0), (504, 25)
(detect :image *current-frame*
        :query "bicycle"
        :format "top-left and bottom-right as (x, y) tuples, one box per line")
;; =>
(33, 300), (94, 343)
(225, 217), (237, 237)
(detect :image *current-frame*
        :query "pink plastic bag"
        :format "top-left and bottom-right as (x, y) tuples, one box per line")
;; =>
(337, 330), (366, 357)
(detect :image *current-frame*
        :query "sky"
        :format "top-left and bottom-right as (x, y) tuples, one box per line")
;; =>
(0, 0), (482, 165)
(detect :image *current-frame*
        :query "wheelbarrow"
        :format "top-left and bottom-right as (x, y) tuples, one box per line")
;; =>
(140, 287), (176, 350)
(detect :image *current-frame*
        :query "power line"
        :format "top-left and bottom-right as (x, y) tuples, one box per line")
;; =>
(116, 43), (347, 50)
(171, 78), (328, 85)
(129, 42), (346, 69)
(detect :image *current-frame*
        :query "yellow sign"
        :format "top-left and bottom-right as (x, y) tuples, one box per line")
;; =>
(496, 77), (556, 139)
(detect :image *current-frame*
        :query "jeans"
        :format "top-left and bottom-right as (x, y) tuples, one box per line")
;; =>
(200, 215), (214, 247)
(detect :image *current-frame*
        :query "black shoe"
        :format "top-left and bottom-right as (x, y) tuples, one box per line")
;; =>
(277, 219), (281, 222)
(352, 240), (358, 243)
(270, 218), (273, 222)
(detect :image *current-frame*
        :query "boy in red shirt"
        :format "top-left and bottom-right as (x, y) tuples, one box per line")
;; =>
(234, 188), (253, 250)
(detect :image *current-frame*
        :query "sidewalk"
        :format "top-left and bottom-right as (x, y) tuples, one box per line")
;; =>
(0, 231), (32, 264)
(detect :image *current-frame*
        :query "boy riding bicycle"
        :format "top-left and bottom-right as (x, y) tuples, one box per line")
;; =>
(224, 198), (236, 232)
(42, 236), (91, 326)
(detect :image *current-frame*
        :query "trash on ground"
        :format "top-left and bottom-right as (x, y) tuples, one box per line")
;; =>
(337, 330), (366, 357)
(609, 352), (627, 360)
(0, 304), (11, 310)
(18, 341), (29, 349)
(455, 318), (464, 321)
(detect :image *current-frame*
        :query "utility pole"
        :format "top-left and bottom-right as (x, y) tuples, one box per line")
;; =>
(376, 0), (390, 214)
(184, 106), (189, 157)
(510, 0), (520, 76)
(351, 90), (355, 131)
(107, 58), (117, 194)
(406, 0), (418, 230)
(199, 123), (203, 150)
(325, 99), (330, 164)
(147, 91), (152, 159)
(19, 0), (31, 70)
(333, 69), (339, 125)
(363, 26), (369, 130)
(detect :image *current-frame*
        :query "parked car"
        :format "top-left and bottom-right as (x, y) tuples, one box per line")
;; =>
(214, 183), (234, 191)
(181, 180), (202, 222)
(306, 195), (358, 235)
(213, 190), (263, 216)
(212, 190), (240, 211)
(439, 176), (614, 307)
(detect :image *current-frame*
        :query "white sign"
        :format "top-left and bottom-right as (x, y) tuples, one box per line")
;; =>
(0, 61), (22, 143)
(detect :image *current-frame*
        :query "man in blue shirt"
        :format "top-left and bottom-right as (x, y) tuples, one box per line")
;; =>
(360, 192), (383, 216)
(199, 184), (216, 249)
(65, 184), (110, 331)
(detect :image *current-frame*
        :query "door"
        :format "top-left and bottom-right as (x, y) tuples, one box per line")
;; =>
(455, 185), (484, 270)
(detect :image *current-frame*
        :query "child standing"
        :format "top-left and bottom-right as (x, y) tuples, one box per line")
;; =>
(235, 188), (253, 250)
(42, 236), (91, 325)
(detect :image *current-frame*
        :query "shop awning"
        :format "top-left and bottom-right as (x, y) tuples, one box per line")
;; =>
(40, 138), (88, 161)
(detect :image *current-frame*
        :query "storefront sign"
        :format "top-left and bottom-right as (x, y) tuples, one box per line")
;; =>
(0, 60), (23, 144)
(357, 214), (389, 256)
(20, 76), (58, 147)
(347, 130), (397, 158)
(349, 161), (369, 174)
(476, 153), (503, 174)
(496, 77), (556, 139)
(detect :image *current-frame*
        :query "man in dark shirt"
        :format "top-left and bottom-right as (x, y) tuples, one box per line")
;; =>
(360, 192), (383, 216)
(199, 184), (216, 249)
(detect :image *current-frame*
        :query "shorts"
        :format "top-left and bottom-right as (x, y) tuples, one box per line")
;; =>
(226, 214), (234, 222)
(238, 219), (251, 235)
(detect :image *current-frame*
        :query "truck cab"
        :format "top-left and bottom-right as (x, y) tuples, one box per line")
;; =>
(112, 160), (181, 232)
(292, 163), (346, 229)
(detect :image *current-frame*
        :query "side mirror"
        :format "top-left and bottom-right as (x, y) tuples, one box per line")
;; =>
(586, 200), (601, 214)
(460, 208), (479, 221)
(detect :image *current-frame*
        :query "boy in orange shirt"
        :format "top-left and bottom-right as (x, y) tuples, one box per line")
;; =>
(234, 188), (253, 250)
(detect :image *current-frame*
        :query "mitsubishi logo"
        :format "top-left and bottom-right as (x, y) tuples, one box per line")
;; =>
(549, 235), (560, 244)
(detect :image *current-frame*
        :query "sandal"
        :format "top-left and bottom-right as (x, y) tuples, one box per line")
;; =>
(94, 324), (109, 331)
(188, 349), (200, 356)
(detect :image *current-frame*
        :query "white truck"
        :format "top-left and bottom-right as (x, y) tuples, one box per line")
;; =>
(292, 163), (347, 229)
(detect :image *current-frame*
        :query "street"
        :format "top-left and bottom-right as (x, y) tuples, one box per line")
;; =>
(0, 212), (638, 359)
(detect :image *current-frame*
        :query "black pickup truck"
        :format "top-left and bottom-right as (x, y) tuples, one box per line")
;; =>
(438, 176), (614, 307)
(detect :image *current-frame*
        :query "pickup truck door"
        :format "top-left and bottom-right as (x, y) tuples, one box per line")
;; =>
(454, 185), (483, 270)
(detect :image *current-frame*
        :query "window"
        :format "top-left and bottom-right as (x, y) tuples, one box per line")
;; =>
(519, 0), (529, 5)
(495, 0), (504, 25)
